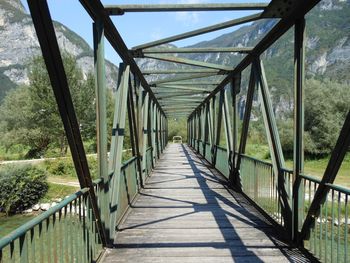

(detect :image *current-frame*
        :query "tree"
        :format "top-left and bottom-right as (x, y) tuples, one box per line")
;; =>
(304, 78), (350, 155)
(0, 54), (98, 157)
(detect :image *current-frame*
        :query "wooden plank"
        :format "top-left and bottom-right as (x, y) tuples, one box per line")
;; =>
(102, 144), (311, 263)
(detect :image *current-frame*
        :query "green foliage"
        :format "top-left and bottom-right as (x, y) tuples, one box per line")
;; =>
(304, 79), (350, 155)
(44, 155), (98, 180)
(167, 117), (187, 142)
(40, 183), (78, 203)
(0, 54), (104, 158)
(0, 164), (48, 215)
(0, 72), (17, 103)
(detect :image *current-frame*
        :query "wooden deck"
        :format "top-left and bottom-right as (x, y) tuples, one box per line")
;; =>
(102, 144), (313, 263)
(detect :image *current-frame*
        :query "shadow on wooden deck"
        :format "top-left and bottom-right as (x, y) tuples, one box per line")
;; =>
(102, 144), (318, 263)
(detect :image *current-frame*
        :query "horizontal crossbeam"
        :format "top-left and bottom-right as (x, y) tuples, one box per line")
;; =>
(133, 13), (262, 50)
(154, 85), (211, 92)
(106, 3), (268, 15)
(188, 0), (321, 118)
(139, 47), (253, 55)
(79, 0), (165, 116)
(149, 72), (220, 86)
(143, 69), (219, 74)
(144, 54), (233, 71)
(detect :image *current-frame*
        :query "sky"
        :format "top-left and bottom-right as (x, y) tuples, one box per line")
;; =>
(20, 0), (269, 65)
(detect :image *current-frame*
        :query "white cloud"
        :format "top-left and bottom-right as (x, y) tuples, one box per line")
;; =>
(173, 0), (205, 26)
(150, 28), (163, 41)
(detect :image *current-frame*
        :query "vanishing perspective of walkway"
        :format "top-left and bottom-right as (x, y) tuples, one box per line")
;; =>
(1, 1), (349, 262)
(102, 144), (310, 263)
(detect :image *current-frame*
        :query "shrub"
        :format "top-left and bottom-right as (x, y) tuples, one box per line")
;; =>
(44, 157), (98, 179)
(44, 158), (75, 177)
(0, 164), (48, 215)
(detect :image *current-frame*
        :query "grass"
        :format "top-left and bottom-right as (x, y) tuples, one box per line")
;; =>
(245, 143), (350, 188)
(40, 182), (79, 203)
(285, 155), (350, 188)
(0, 213), (36, 237)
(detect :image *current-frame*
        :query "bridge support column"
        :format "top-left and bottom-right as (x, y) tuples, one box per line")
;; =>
(109, 64), (130, 238)
(254, 58), (292, 239)
(292, 17), (305, 242)
(93, 19), (110, 243)
(230, 66), (255, 191)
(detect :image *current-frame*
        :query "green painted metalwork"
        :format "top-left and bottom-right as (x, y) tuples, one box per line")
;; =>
(145, 54), (232, 72)
(109, 64), (131, 237)
(93, 19), (110, 240)
(293, 17), (306, 241)
(106, 3), (268, 15)
(0, 180), (104, 263)
(298, 174), (350, 263)
(13, 1), (345, 262)
(115, 157), (139, 225)
(141, 47), (253, 54)
(143, 69), (219, 74)
(215, 146), (230, 178)
(133, 13), (262, 50)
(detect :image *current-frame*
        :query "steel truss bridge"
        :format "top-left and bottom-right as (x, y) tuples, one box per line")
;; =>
(1, 0), (350, 262)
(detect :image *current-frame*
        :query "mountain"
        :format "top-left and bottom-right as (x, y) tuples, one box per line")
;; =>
(138, 0), (350, 116)
(0, 0), (118, 101)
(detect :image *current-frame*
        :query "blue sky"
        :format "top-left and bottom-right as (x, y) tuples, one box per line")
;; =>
(21, 0), (269, 65)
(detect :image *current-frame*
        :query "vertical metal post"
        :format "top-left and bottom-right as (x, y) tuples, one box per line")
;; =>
(141, 93), (150, 179)
(293, 17), (305, 241)
(127, 79), (143, 188)
(109, 64), (130, 236)
(254, 58), (292, 238)
(213, 89), (224, 165)
(210, 97), (216, 162)
(223, 89), (233, 160)
(151, 102), (157, 163)
(231, 75), (240, 169)
(27, 0), (107, 246)
(231, 66), (255, 190)
(93, 20), (109, 240)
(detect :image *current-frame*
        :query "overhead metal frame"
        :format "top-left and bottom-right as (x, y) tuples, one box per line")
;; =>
(27, 0), (333, 253)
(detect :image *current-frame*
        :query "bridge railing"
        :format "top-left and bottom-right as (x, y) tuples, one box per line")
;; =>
(299, 174), (350, 263)
(0, 179), (104, 263)
(145, 146), (154, 177)
(189, 141), (350, 262)
(0, 155), (147, 263)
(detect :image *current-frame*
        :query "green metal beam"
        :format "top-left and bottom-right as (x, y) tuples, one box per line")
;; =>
(142, 69), (219, 74)
(157, 93), (209, 99)
(27, 0), (108, 246)
(141, 93), (150, 182)
(156, 81), (221, 86)
(144, 54), (233, 71)
(223, 89), (233, 160)
(109, 64), (130, 236)
(150, 72), (220, 86)
(188, 0), (321, 119)
(255, 58), (291, 238)
(160, 98), (203, 102)
(293, 17), (305, 241)
(299, 110), (350, 243)
(106, 3), (268, 15)
(79, 0), (166, 117)
(231, 66), (255, 189)
(93, 19), (110, 241)
(154, 85), (211, 92)
(133, 13), (262, 50)
(141, 47), (253, 54)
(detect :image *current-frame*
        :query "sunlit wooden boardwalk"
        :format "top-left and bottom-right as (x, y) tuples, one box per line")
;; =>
(102, 144), (312, 263)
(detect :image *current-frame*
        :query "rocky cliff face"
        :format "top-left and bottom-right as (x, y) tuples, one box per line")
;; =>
(0, 0), (118, 100)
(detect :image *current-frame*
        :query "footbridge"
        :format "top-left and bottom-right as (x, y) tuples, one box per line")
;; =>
(1, 0), (350, 262)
